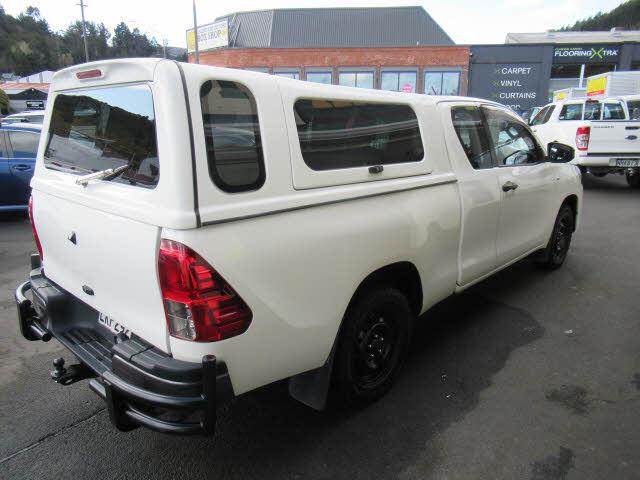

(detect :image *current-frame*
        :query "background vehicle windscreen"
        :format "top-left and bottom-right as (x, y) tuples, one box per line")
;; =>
(44, 84), (158, 188)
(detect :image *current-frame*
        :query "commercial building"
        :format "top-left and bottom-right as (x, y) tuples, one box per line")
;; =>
(188, 7), (469, 96)
(469, 30), (640, 113)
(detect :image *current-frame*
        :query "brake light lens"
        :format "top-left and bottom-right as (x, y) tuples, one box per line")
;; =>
(576, 126), (591, 151)
(157, 239), (252, 342)
(76, 69), (102, 80)
(28, 197), (43, 260)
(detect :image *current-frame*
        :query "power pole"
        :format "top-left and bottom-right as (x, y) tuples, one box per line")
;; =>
(193, 0), (199, 64)
(78, 0), (89, 63)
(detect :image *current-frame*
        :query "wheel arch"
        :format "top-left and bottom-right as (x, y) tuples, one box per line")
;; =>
(348, 261), (423, 317)
(561, 194), (578, 232)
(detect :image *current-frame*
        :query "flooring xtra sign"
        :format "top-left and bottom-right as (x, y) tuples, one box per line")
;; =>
(477, 63), (541, 111)
(187, 20), (228, 53)
(553, 45), (620, 64)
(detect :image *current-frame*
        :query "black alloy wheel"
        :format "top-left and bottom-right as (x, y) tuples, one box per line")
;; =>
(332, 287), (412, 406)
(537, 204), (574, 270)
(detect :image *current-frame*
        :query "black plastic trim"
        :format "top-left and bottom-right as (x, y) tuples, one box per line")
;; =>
(175, 61), (201, 228)
(15, 269), (233, 435)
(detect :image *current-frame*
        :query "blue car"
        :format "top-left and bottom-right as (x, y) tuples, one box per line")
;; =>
(0, 123), (41, 211)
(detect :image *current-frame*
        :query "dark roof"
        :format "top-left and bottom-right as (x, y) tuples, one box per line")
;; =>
(217, 6), (454, 48)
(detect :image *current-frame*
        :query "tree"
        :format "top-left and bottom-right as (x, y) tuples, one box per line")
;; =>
(0, 6), (166, 75)
(59, 21), (111, 65)
(0, 88), (9, 115)
(112, 22), (159, 58)
(560, 0), (640, 31)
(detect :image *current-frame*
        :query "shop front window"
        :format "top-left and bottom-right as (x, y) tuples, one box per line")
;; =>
(338, 71), (374, 89)
(424, 71), (460, 95)
(381, 71), (417, 93)
(306, 71), (332, 84)
(274, 70), (300, 80)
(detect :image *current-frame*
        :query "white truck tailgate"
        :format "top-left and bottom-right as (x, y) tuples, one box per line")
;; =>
(589, 122), (640, 155)
(33, 190), (168, 350)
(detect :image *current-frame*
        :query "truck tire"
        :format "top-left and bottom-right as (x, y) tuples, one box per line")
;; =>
(627, 173), (640, 189)
(331, 287), (413, 407)
(536, 204), (574, 270)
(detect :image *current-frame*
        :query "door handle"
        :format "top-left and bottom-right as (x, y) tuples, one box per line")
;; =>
(12, 164), (31, 171)
(502, 181), (519, 192)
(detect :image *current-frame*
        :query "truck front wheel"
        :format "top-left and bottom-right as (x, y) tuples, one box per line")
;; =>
(626, 173), (640, 189)
(331, 287), (413, 406)
(536, 204), (574, 270)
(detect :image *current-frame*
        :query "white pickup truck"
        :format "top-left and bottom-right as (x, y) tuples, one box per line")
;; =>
(530, 98), (640, 187)
(16, 59), (582, 435)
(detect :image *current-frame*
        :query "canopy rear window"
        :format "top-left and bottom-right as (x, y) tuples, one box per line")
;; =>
(44, 84), (158, 188)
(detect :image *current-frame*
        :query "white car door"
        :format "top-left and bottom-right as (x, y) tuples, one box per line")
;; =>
(482, 106), (558, 265)
(446, 103), (501, 285)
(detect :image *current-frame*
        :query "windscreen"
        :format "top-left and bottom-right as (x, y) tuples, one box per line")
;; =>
(44, 84), (158, 188)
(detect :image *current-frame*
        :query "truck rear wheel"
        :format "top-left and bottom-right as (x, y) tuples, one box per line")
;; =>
(627, 173), (640, 189)
(536, 204), (574, 270)
(331, 287), (413, 406)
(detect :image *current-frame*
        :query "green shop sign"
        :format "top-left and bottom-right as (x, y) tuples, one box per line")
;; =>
(553, 45), (620, 64)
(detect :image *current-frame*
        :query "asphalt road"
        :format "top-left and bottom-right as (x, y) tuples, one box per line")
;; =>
(1, 175), (639, 480)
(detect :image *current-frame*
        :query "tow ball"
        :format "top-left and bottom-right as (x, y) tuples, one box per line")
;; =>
(50, 357), (96, 386)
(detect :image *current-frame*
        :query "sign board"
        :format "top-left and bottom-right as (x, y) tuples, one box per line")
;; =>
(554, 91), (567, 101)
(553, 45), (620, 64)
(186, 20), (228, 53)
(587, 77), (608, 97)
(470, 63), (542, 111)
(25, 100), (45, 110)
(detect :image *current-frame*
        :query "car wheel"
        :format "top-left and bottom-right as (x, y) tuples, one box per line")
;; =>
(331, 287), (413, 407)
(626, 173), (640, 189)
(536, 204), (574, 270)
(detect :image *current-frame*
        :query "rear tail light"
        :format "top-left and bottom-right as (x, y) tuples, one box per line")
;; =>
(576, 126), (591, 151)
(28, 197), (43, 260)
(157, 239), (252, 342)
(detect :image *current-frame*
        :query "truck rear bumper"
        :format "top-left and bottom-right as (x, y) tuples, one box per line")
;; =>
(573, 154), (640, 168)
(15, 264), (233, 436)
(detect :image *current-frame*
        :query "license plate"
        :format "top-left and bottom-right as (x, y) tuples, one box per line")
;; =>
(615, 158), (640, 167)
(98, 313), (131, 337)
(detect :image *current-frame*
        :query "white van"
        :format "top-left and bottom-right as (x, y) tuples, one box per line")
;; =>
(16, 59), (582, 435)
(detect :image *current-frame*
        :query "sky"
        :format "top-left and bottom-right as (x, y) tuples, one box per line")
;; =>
(2, 0), (627, 47)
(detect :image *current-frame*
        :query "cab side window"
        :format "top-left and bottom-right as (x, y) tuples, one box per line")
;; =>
(584, 102), (602, 120)
(450, 106), (493, 169)
(483, 108), (542, 166)
(529, 106), (550, 126)
(559, 104), (583, 121)
(542, 105), (555, 123)
(603, 102), (625, 120)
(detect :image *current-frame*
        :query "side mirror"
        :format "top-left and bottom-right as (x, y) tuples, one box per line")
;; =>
(547, 142), (574, 163)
